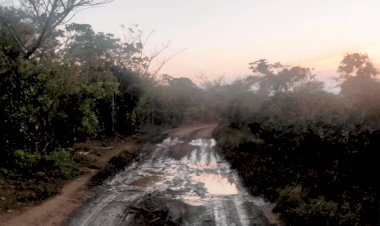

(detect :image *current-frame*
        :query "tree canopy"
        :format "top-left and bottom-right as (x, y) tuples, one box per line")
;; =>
(338, 53), (378, 79)
(0, 0), (113, 59)
(248, 59), (316, 95)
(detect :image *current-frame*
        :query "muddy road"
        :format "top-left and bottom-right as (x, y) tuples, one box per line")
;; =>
(67, 124), (276, 226)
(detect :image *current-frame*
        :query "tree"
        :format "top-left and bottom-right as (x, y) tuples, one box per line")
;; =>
(338, 53), (380, 97)
(0, 0), (113, 59)
(132, 75), (202, 126)
(64, 23), (120, 68)
(248, 59), (316, 95)
(0, 7), (33, 59)
(338, 53), (378, 79)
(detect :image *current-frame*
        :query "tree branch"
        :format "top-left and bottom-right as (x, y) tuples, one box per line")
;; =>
(0, 15), (27, 55)
(20, 0), (114, 59)
(151, 48), (187, 78)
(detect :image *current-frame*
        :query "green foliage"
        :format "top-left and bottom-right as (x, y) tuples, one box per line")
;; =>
(276, 186), (366, 226)
(6, 2), (379, 224)
(277, 187), (338, 225)
(213, 56), (380, 225)
(0, 1), (181, 213)
(79, 99), (100, 135)
(11, 148), (77, 179)
(13, 149), (40, 170)
(2, 148), (78, 209)
(0, 57), (121, 150)
(214, 90), (380, 225)
(64, 23), (150, 74)
(44, 150), (76, 179)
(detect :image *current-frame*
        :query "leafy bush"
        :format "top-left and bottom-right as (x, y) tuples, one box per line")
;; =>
(214, 91), (380, 225)
(44, 149), (77, 179)
(276, 186), (339, 225)
(13, 149), (40, 171)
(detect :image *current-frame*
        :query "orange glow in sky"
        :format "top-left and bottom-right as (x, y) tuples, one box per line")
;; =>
(296, 43), (380, 78)
(72, 0), (380, 80)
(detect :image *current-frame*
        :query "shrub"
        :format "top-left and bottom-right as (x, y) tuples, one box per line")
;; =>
(13, 149), (40, 172)
(44, 149), (77, 179)
(276, 186), (339, 225)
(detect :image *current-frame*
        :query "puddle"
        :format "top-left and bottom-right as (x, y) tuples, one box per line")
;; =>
(189, 138), (216, 147)
(68, 137), (275, 226)
(169, 143), (196, 160)
(192, 173), (238, 195)
(180, 195), (203, 206)
(128, 175), (162, 187)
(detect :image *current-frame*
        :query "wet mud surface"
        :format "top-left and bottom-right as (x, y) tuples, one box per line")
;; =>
(67, 136), (276, 226)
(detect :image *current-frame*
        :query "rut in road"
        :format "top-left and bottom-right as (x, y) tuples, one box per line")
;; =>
(67, 136), (275, 226)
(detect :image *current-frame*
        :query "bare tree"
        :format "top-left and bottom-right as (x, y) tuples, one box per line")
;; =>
(149, 47), (186, 79)
(10, 0), (113, 59)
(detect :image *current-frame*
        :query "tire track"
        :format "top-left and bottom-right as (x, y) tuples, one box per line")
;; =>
(67, 126), (276, 226)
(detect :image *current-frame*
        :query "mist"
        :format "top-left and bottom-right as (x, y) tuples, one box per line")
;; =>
(0, 1), (379, 225)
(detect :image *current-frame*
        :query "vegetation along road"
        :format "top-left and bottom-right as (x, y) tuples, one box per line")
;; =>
(1, 1), (379, 225)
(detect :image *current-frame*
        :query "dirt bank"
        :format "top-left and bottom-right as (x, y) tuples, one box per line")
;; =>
(0, 140), (136, 226)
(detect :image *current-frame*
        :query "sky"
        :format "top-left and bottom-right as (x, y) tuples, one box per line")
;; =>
(71, 0), (380, 81)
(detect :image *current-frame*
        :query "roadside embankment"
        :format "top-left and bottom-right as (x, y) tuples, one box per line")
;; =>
(0, 137), (140, 226)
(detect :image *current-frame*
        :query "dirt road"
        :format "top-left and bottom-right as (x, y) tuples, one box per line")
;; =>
(67, 124), (277, 226)
(0, 141), (136, 226)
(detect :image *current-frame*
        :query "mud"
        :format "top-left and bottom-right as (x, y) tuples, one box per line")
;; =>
(67, 131), (277, 225)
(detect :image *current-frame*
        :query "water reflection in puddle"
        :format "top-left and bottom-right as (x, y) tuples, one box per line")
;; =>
(180, 139), (239, 201)
(181, 195), (203, 206)
(192, 173), (238, 195)
(189, 139), (216, 147)
(119, 138), (241, 202)
(129, 175), (162, 187)
(69, 137), (276, 226)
